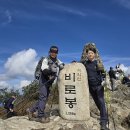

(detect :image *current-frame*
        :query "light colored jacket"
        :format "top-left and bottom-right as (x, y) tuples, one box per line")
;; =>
(41, 57), (63, 86)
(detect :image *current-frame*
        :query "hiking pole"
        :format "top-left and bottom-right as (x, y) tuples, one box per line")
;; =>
(104, 71), (111, 129)
(104, 85), (110, 129)
(107, 106), (109, 129)
(104, 74), (116, 130)
(49, 66), (61, 115)
(105, 72), (116, 130)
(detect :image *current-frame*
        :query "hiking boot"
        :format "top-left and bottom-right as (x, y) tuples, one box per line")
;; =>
(100, 124), (109, 130)
(30, 117), (50, 123)
(26, 108), (33, 120)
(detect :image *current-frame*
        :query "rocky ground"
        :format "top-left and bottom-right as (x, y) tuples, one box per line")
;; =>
(0, 84), (130, 130)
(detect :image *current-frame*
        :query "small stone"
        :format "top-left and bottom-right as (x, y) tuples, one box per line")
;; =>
(53, 116), (61, 122)
(66, 123), (74, 129)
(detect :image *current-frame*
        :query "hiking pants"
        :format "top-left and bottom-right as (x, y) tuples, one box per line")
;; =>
(89, 85), (108, 125)
(7, 109), (17, 118)
(30, 77), (50, 118)
(110, 78), (116, 91)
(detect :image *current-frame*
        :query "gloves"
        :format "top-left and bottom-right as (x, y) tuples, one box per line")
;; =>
(35, 72), (41, 80)
(59, 63), (64, 70)
(9, 108), (14, 112)
(102, 72), (106, 79)
(50, 64), (58, 73)
(42, 69), (52, 76)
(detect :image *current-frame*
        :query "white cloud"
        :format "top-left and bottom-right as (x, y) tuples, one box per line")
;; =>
(87, 10), (113, 20)
(45, 2), (86, 17)
(102, 55), (130, 76)
(116, 64), (130, 76)
(19, 80), (31, 88)
(44, 2), (112, 20)
(119, 64), (128, 72)
(0, 74), (10, 81)
(125, 66), (130, 76)
(0, 48), (38, 90)
(0, 80), (31, 90)
(5, 10), (12, 23)
(102, 55), (130, 70)
(54, 5), (86, 17)
(0, 81), (9, 89)
(0, 48), (38, 82)
(1, 10), (12, 26)
(114, 0), (130, 9)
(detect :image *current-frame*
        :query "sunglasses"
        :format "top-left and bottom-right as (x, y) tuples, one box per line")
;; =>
(50, 50), (58, 54)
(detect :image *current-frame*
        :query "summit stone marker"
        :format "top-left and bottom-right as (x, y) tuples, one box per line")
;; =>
(58, 62), (90, 120)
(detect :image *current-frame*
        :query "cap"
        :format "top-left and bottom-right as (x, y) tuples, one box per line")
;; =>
(49, 46), (58, 54)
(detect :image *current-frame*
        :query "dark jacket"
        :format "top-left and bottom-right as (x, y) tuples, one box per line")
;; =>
(83, 60), (102, 86)
(6, 97), (15, 110)
(122, 76), (130, 84)
(109, 69), (116, 79)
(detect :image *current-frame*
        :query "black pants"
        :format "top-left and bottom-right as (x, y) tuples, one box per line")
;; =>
(30, 76), (51, 118)
(7, 109), (17, 118)
(89, 85), (108, 125)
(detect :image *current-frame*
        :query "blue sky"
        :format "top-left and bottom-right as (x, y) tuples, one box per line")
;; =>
(0, 0), (130, 89)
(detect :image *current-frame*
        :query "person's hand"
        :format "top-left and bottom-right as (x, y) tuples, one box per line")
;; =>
(59, 63), (64, 70)
(102, 72), (106, 79)
(35, 74), (40, 80)
(50, 64), (58, 73)
(10, 109), (13, 112)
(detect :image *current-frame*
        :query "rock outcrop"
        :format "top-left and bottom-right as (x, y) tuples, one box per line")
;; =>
(0, 84), (130, 130)
(0, 115), (100, 130)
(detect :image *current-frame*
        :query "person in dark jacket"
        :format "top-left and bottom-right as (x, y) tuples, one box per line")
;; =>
(82, 48), (109, 130)
(5, 95), (17, 118)
(108, 67), (116, 91)
(27, 46), (64, 123)
(122, 74), (130, 86)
